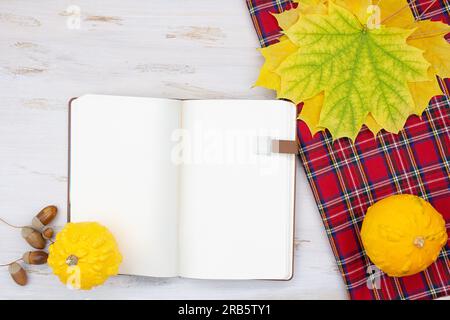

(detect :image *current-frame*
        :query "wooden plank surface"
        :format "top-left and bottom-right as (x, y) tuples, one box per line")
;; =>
(0, 0), (348, 299)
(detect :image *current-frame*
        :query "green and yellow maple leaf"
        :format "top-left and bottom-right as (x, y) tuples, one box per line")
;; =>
(258, 2), (386, 136)
(255, 1), (449, 139)
(276, 2), (430, 140)
(298, 91), (385, 136)
(327, 1), (449, 117)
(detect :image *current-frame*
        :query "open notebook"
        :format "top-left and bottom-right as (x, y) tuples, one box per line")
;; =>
(68, 94), (297, 280)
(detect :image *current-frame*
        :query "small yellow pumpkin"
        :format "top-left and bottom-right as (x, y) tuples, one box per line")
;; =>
(361, 194), (447, 277)
(48, 222), (122, 290)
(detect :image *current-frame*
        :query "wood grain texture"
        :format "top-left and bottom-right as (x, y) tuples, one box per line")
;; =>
(0, 0), (348, 299)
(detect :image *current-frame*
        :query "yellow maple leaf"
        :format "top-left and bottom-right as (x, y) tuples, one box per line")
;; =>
(260, 0), (334, 92)
(408, 20), (450, 79)
(364, 113), (383, 135)
(377, 0), (417, 28)
(297, 92), (325, 135)
(255, 37), (297, 91)
(335, 0), (374, 23)
(293, 0), (328, 6)
(256, 2), (325, 90)
(409, 67), (444, 115)
(273, 7), (300, 31)
(273, 0), (327, 32)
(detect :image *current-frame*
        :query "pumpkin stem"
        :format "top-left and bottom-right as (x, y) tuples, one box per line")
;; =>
(66, 255), (79, 266)
(413, 236), (425, 249)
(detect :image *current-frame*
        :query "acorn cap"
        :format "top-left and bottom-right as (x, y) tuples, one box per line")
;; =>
(42, 226), (54, 240)
(22, 251), (48, 265)
(32, 216), (44, 229)
(21, 226), (34, 238)
(21, 226), (46, 249)
(32, 205), (57, 229)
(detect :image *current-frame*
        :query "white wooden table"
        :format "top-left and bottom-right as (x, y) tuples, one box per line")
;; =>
(0, 0), (348, 299)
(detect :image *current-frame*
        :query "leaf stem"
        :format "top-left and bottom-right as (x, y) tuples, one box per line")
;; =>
(380, 2), (411, 24)
(409, 29), (450, 40)
(380, 0), (439, 27)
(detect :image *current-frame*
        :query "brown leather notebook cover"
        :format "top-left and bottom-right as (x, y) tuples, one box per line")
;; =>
(67, 97), (77, 223)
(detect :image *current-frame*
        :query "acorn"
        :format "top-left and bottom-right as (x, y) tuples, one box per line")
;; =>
(9, 262), (27, 286)
(21, 227), (46, 249)
(22, 251), (48, 265)
(42, 226), (54, 240)
(32, 205), (57, 229)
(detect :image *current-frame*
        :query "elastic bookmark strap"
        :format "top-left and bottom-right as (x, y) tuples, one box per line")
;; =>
(272, 139), (299, 155)
(256, 137), (299, 155)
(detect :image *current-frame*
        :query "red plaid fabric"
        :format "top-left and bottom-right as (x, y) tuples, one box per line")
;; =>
(246, 0), (450, 300)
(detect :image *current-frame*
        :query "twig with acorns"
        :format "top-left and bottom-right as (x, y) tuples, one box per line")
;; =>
(0, 205), (57, 286)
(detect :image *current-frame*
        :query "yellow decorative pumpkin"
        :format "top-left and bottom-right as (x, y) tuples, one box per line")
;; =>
(48, 222), (122, 290)
(361, 194), (447, 277)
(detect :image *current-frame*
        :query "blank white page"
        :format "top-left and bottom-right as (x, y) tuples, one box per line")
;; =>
(178, 100), (296, 279)
(70, 94), (181, 277)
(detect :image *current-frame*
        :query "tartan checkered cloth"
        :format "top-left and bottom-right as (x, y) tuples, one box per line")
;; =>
(246, 0), (450, 300)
